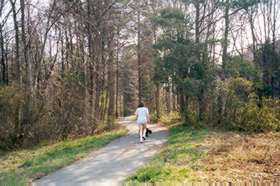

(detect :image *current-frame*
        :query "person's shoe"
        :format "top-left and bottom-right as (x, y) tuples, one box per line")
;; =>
(142, 136), (146, 140)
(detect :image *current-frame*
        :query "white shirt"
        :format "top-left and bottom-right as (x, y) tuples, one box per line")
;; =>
(135, 107), (149, 124)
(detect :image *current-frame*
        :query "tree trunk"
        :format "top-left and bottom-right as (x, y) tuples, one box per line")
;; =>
(21, 0), (32, 92)
(155, 83), (160, 120)
(0, 26), (6, 85)
(10, 0), (21, 85)
(195, 2), (200, 44)
(248, 9), (257, 61)
(218, 0), (230, 124)
(166, 84), (171, 113)
(137, 5), (142, 104)
(172, 82), (176, 111)
(107, 33), (116, 128)
(222, 0), (230, 70)
(115, 29), (120, 118)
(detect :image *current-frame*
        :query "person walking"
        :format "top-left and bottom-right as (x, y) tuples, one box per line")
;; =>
(135, 102), (150, 143)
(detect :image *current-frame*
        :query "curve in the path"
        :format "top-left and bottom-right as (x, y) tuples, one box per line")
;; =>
(33, 118), (168, 186)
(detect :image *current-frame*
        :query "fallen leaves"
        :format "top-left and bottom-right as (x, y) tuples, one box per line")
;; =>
(194, 131), (280, 182)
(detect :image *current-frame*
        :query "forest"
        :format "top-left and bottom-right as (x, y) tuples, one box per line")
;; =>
(0, 0), (280, 184)
(0, 0), (280, 185)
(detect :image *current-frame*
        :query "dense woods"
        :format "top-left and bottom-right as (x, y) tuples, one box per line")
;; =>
(1, 0), (280, 150)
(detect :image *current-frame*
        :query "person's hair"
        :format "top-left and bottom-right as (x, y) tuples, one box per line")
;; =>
(138, 102), (144, 108)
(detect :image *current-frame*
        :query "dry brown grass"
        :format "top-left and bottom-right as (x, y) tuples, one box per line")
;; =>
(194, 131), (280, 182)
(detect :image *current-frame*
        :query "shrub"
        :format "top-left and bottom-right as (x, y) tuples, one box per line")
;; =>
(234, 103), (280, 132)
(213, 78), (254, 126)
(228, 77), (254, 102)
(213, 77), (280, 132)
(150, 111), (158, 123)
(159, 111), (181, 125)
(0, 86), (46, 149)
(0, 86), (24, 149)
(46, 73), (95, 140)
(0, 73), (96, 150)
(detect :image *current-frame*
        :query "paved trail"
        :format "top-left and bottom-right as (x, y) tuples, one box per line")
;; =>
(33, 118), (168, 186)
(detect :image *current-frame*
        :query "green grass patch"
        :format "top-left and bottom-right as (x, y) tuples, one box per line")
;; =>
(126, 124), (208, 183)
(0, 128), (127, 186)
